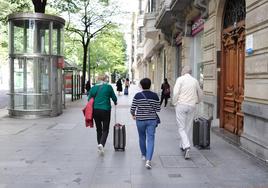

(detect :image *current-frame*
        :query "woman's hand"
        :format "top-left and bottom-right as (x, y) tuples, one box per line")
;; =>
(132, 115), (136, 120)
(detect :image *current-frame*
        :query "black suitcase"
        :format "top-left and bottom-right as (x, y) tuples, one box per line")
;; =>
(113, 123), (126, 151)
(193, 117), (211, 149)
(124, 87), (128, 95)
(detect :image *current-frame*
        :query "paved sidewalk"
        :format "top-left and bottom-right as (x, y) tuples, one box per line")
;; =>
(0, 84), (268, 188)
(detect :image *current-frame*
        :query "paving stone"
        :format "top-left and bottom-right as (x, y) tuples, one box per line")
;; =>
(51, 123), (77, 130)
(160, 155), (196, 168)
(0, 85), (268, 187)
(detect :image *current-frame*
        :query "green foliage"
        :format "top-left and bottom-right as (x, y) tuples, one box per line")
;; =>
(64, 31), (83, 68)
(0, 0), (58, 65)
(0, 0), (126, 86)
(90, 25), (127, 78)
(0, 0), (32, 23)
(0, 0), (29, 63)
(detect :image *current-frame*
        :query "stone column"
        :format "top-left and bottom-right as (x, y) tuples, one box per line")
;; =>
(200, 0), (218, 123)
(240, 0), (268, 162)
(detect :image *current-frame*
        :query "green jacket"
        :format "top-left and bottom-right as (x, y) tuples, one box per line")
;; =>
(88, 83), (117, 111)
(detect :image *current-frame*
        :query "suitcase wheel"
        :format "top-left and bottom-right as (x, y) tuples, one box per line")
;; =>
(114, 148), (125, 152)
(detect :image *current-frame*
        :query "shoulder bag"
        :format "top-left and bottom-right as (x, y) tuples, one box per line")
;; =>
(141, 92), (161, 124)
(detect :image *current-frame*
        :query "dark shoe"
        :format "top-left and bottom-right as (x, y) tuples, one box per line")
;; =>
(184, 148), (190, 160)
(180, 147), (185, 152)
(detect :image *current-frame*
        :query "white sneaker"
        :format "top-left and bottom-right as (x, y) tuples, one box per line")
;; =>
(141, 155), (146, 161)
(184, 148), (190, 160)
(97, 144), (104, 155)
(145, 160), (152, 169)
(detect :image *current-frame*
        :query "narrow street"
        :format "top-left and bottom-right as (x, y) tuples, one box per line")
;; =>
(0, 85), (268, 188)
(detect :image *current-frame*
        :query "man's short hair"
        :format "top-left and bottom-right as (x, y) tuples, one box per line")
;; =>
(181, 65), (192, 75)
(140, 78), (151, 89)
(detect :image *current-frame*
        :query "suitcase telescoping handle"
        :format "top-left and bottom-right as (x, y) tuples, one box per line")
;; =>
(114, 104), (117, 123)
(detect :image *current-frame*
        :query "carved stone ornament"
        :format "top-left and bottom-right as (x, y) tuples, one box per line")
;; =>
(193, 0), (209, 19)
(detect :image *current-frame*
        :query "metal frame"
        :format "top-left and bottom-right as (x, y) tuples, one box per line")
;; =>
(8, 13), (65, 118)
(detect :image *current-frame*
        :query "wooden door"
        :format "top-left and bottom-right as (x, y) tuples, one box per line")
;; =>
(221, 22), (245, 135)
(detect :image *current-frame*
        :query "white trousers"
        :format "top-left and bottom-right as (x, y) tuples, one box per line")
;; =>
(175, 104), (195, 149)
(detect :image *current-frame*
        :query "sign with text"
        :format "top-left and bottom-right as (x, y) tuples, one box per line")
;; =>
(192, 17), (205, 36)
(246, 34), (254, 54)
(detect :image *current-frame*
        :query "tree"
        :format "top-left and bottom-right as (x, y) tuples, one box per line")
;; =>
(32, 0), (47, 13)
(0, 0), (32, 22)
(0, 0), (32, 62)
(53, 0), (118, 93)
(90, 25), (127, 82)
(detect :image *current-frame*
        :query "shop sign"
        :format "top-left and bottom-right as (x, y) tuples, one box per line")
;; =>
(64, 72), (72, 94)
(192, 17), (205, 36)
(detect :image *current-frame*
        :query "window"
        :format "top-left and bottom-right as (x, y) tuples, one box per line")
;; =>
(137, 27), (144, 43)
(147, 0), (156, 13)
(223, 0), (245, 28)
(139, 0), (144, 14)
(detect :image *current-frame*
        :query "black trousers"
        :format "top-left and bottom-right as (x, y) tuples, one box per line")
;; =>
(160, 95), (169, 107)
(93, 109), (111, 147)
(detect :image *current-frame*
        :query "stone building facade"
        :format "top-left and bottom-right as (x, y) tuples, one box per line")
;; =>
(133, 0), (268, 161)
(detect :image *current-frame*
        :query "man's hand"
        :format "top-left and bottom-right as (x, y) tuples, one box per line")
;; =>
(132, 115), (136, 120)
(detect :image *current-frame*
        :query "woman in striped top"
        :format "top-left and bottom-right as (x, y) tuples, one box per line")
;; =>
(130, 78), (160, 169)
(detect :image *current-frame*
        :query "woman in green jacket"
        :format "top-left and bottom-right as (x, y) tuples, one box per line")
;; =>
(88, 75), (117, 155)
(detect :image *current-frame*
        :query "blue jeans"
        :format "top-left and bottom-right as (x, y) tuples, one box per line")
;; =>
(136, 120), (157, 161)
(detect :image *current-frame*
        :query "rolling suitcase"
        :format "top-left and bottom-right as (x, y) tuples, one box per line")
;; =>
(113, 106), (126, 151)
(124, 87), (128, 95)
(113, 124), (126, 151)
(193, 117), (211, 149)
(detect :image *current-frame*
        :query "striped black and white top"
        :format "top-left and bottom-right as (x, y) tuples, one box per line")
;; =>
(130, 90), (161, 121)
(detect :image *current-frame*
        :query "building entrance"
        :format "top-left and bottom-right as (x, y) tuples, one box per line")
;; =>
(220, 0), (245, 135)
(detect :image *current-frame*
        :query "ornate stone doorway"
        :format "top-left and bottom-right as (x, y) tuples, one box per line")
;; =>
(220, 0), (246, 135)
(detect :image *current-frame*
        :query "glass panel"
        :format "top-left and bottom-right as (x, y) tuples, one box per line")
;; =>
(40, 58), (49, 92)
(52, 23), (64, 55)
(34, 20), (50, 54)
(13, 23), (24, 53)
(26, 20), (35, 53)
(12, 20), (50, 54)
(26, 59), (34, 93)
(14, 95), (24, 110)
(60, 27), (64, 55)
(40, 57), (50, 108)
(192, 32), (204, 89)
(26, 95), (34, 109)
(198, 63), (204, 89)
(223, 0), (246, 28)
(13, 57), (50, 110)
(14, 58), (24, 92)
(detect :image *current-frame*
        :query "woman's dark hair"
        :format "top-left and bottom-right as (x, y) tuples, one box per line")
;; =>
(140, 78), (151, 89)
(164, 78), (168, 84)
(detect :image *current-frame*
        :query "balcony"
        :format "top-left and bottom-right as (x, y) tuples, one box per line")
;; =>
(137, 14), (144, 27)
(136, 43), (144, 57)
(155, 0), (174, 29)
(171, 0), (208, 19)
(144, 12), (158, 39)
(170, 0), (191, 13)
(143, 31), (165, 60)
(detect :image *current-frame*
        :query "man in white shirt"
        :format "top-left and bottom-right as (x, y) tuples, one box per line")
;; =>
(172, 65), (203, 159)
